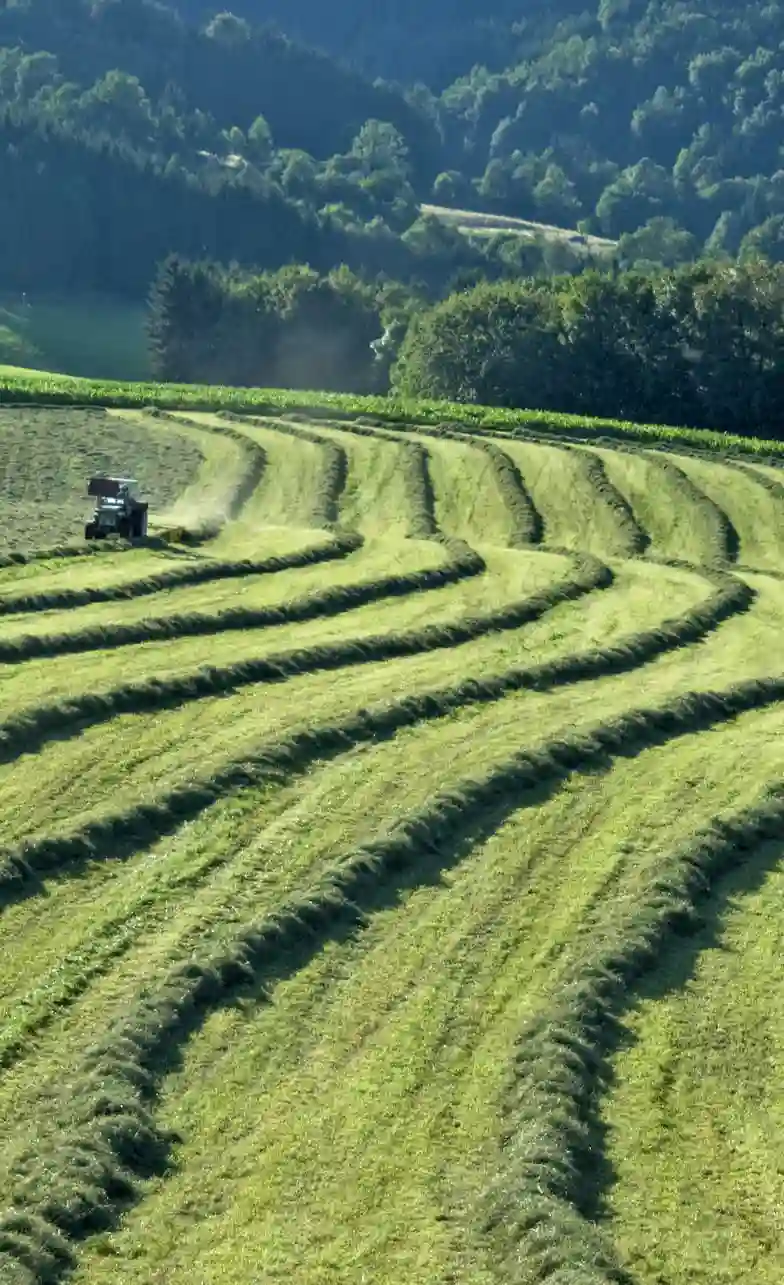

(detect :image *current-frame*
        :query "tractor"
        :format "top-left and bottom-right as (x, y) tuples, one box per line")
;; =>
(84, 476), (149, 541)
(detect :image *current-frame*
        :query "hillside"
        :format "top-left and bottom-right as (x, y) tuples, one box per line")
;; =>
(161, 0), (784, 258)
(6, 0), (784, 334)
(0, 377), (782, 1284)
(175, 0), (534, 86)
(0, 0), (436, 163)
(0, 1), (458, 308)
(432, 0), (784, 256)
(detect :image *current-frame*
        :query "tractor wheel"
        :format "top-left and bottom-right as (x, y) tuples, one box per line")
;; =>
(116, 518), (132, 541)
(130, 510), (145, 539)
(84, 523), (98, 540)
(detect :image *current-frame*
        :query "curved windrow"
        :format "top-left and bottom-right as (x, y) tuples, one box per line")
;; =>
(0, 404), (780, 1285)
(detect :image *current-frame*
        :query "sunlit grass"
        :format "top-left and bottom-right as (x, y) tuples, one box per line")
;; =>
(0, 399), (781, 1285)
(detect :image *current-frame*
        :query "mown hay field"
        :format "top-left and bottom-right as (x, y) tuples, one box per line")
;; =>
(0, 398), (782, 1285)
(0, 408), (203, 551)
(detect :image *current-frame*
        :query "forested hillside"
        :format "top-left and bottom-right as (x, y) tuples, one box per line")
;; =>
(176, 0), (784, 260)
(5, 0), (784, 384)
(6, 0), (784, 267)
(0, 0), (605, 311)
(177, 0), (534, 87)
(0, 0), (437, 162)
(435, 0), (784, 259)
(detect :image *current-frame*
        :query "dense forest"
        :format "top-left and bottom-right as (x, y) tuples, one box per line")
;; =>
(169, 0), (784, 259)
(176, 0), (535, 87)
(0, 0), (610, 301)
(5, 0), (784, 417)
(7, 0), (784, 293)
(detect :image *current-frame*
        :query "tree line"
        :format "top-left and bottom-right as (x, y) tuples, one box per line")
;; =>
(151, 253), (784, 440)
(394, 259), (784, 438)
(147, 256), (407, 393)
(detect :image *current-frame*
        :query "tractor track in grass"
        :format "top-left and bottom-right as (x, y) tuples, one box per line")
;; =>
(113, 407), (270, 542)
(0, 402), (780, 1285)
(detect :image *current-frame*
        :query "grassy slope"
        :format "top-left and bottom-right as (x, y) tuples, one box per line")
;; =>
(73, 707), (784, 1285)
(0, 296), (150, 381)
(664, 451), (784, 569)
(0, 395), (781, 1285)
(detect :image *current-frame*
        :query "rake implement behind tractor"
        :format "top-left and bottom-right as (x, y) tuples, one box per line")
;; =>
(85, 476), (149, 541)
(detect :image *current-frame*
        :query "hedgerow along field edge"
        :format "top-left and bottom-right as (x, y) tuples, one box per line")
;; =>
(0, 387), (781, 1285)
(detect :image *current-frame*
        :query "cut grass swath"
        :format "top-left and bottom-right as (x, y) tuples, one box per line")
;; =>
(0, 531), (212, 571)
(0, 540), (484, 663)
(319, 414), (542, 546)
(0, 564), (752, 907)
(644, 453), (739, 563)
(1, 676), (783, 1284)
(0, 532), (362, 616)
(0, 552), (611, 765)
(229, 412), (440, 541)
(483, 782), (784, 1284)
(219, 413), (348, 529)
(290, 412), (550, 546)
